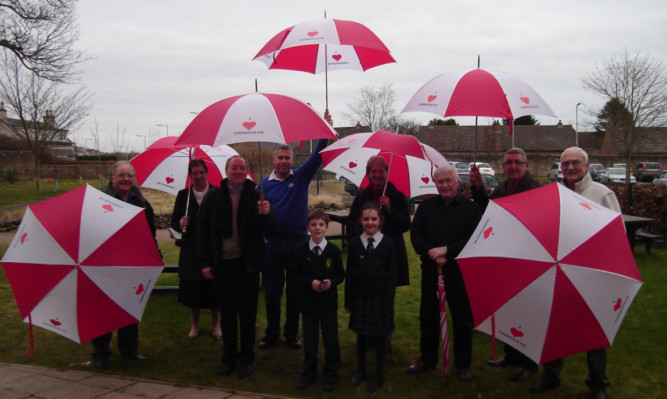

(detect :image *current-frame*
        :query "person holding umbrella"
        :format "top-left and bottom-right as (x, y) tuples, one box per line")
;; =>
(258, 113), (333, 351)
(347, 155), (411, 362)
(407, 165), (481, 381)
(170, 159), (222, 341)
(469, 147), (540, 382)
(529, 147), (620, 399)
(197, 155), (277, 379)
(91, 161), (159, 369)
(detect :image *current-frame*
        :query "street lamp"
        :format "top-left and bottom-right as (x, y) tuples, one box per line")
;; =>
(575, 102), (582, 147)
(136, 134), (147, 151)
(157, 124), (169, 137)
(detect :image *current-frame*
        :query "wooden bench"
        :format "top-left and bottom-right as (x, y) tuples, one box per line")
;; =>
(634, 231), (663, 253)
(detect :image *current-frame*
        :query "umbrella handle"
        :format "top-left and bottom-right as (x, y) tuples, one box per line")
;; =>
(437, 264), (443, 276)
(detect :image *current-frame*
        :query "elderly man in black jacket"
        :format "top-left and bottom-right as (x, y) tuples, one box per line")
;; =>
(469, 147), (540, 382)
(197, 155), (277, 379)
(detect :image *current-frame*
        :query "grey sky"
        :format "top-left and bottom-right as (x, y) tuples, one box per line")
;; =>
(72, 0), (667, 151)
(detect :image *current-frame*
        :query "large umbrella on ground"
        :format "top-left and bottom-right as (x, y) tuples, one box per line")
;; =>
(1, 185), (164, 349)
(319, 130), (448, 198)
(456, 183), (642, 364)
(401, 63), (556, 157)
(253, 17), (395, 110)
(437, 264), (450, 375)
(130, 136), (240, 196)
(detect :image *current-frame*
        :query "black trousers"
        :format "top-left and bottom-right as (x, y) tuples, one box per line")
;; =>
(503, 344), (538, 370)
(418, 262), (473, 370)
(301, 311), (341, 379)
(216, 258), (259, 367)
(91, 323), (139, 360)
(541, 348), (610, 390)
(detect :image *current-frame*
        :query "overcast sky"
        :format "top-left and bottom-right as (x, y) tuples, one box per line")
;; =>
(72, 0), (667, 152)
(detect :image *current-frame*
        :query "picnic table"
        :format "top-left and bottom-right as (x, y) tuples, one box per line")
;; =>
(623, 214), (659, 253)
(325, 210), (350, 250)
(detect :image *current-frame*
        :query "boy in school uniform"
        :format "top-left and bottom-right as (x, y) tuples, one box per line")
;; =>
(288, 210), (345, 392)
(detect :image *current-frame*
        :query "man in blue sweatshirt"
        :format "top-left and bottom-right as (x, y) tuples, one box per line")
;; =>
(258, 138), (330, 350)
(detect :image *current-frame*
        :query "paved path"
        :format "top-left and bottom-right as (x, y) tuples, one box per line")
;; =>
(0, 363), (294, 399)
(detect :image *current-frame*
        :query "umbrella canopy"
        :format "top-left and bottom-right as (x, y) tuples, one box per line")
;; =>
(320, 130), (448, 198)
(175, 93), (337, 148)
(253, 18), (395, 74)
(1, 185), (164, 345)
(130, 136), (239, 196)
(456, 183), (642, 365)
(401, 68), (556, 121)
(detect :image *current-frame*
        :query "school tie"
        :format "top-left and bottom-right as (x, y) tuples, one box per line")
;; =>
(313, 246), (321, 257)
(366, 237), (375, 254)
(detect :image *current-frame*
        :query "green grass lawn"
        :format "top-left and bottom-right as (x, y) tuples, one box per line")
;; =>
(0, 237), (664, 399)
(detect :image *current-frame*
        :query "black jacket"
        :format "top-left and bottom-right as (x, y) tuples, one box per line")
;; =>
(471, 171), (541, 211)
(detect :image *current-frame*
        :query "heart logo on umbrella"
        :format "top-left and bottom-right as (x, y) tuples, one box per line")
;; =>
(613, 298), (622, 311)
(427, 94), (438, 103)
(483, 227), (494, 239)
(307, 30), (318, 37)
(510, 327), (524, 338)
(20, 232), (28, 244)
(242, 121), (256, 130)
(165, 177), (174, 184)
(421, 177), (430, 184)
(102, 204), (114, 212)
(349, 161), (357, 168)
(135, 284), (144, 295)
(520, 96), (530, 105)
(332, 53), (342, 61)
(580, 203), (592, 211)
(50, 318), (62, 326)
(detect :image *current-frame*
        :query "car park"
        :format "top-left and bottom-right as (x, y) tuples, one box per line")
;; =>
(469, 162), (495, 176)
(547, 162), (563, 182)
(458, 172), (500, 189)
(590, 163), (605, 174)
(600, 168), (636, 185)
(653, 170), (667, 186)
(449, 161), (470, 174)
(633, 162), (663, 182)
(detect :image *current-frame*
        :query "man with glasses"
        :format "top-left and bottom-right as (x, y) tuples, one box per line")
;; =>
(530, 147), (619, 399)
(469, 148), (540, 382)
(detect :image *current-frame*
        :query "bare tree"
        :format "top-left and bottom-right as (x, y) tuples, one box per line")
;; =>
(344, 84), (397, 131)
(0, 0), (86, 82)
(0, 55), (92, 190)
(582, 50), (667, 183)
(108, 122), (128, 154)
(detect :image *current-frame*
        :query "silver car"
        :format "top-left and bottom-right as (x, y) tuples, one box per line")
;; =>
(600, 168), (637, 184)
(653, 170), (667, 186)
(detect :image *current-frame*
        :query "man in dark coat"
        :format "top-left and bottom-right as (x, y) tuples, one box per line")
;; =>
(470, 147), (540, 382)
(197, 155), (277, 379)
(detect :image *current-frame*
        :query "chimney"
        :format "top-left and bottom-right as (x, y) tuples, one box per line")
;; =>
(557, 120), (563, 128)
(44, 110), (55, 126)
(0, 102), (7, 122)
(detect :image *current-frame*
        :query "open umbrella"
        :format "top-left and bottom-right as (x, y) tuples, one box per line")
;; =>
(320, 130), (447, 198)
(1, 185), (164, 347)
(253, 17), (395, 110)
(456, 183), (642, 364)
(437, 265), (450, 375)
(401, 64), (556, 156)
(130, 136), (239, 196)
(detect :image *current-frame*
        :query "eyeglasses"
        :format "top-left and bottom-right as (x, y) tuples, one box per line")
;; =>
(115, 173), (135, 179)
(503, 160), (527, 166)
(561, 160), (583, 167)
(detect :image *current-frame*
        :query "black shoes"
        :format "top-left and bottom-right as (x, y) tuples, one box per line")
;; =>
(237, 364), (253, 379)
(258, 336), (278, 350)
(366, 375), (384, 393)
(323, 377), (338, 392)
(296, 376), (315, 390)
(529, 378), (561, 392)
(121, 353), (147, 361)
(286, 335), (303, 349)
(406, 360), (435, 374)
(487, 356), (510, 367)
(93, 358), (110, 369)
(350, 370), (366, 385)
(590, 388), (608, 399)
(216, 363), (235, 376)
(510, 367), (536, 382)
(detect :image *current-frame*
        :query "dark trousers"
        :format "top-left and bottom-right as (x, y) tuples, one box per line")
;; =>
(302, 311), (341, 379)
(541, 348), (610, 390)
(356, 334), (387, 377)
(262, 237), (304, 339)
(418, 262), (473, 370)
(216, 258), (260, 367)
(91, 323), (138, 360)
(504, 344), (538, 370)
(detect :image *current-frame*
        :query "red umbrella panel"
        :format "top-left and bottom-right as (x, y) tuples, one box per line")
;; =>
(320, 130), (448, 198)
(131, 136), (240, 196)
(456, 183), (642, 364)
(175, 93), (337, 148)
(437, 273), (450, 375)
(0, 185), (164, 345)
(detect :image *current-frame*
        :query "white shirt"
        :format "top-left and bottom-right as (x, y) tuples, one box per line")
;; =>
(360, 232), (384, 250)
(268, 169), (294, 181)
(309, 238), (328, 253)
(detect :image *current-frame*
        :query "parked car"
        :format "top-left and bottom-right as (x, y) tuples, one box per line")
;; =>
(469, 162), (495, 176)
(590, 163), (605, 174)
(633, 161), (663, 182)
(547, 162), (563, 182)
(600, 168), (636, 185)
(458, 172), (500, 189)
(653, 170), (667, 186)
(343, 181), (359, 196)
(449, 161), (470, 174)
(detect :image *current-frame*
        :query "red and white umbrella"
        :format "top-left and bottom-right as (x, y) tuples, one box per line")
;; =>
(1, 185), (164, 346)
(456, 183), (642, 365)
(437, 268), (450, 375)
(175, 93), (337, 148)
(320, 130), (448, 198)
(130, 136), (239, 196)
(253, 18), (395, 109)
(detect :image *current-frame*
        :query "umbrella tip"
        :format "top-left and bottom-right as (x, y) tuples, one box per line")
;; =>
(477, 55), (480, 68)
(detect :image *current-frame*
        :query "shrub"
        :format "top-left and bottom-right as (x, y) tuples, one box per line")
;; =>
(1, 168), (19, 184)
